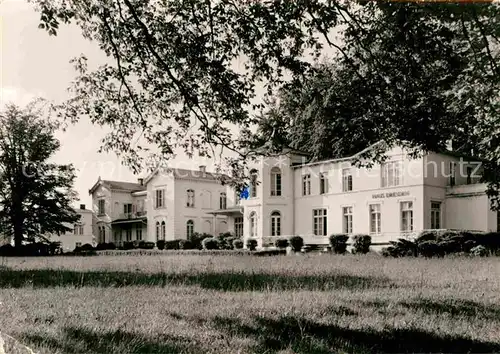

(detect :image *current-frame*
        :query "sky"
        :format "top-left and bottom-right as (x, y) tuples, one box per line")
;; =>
(0, 0), (218, 208)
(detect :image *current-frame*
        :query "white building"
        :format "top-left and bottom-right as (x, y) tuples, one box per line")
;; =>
(88, 142), (499, 249)
(89, 166), (229, 245)
(227, 142), (498, 248)
(49, 204), (95, 251)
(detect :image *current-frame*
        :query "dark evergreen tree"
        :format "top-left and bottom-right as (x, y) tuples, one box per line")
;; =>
(0, 102), (80, 248)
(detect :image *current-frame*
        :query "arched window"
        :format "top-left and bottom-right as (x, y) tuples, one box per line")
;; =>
(203, 219), (212, 234)
(201, 191), (212, 209)
(155, 221), (160, 241)
(219, 220), (228, 234)
(250, 169), (258, 198)
(249, 211), (257, 237)
(271, 211), (281, 236)
(270, 167), (282, 196)
(220, 192), (227, 209)
(186, 220), (194, 239)
(234, 190), (241, 205)
(187, 189), (195, 207)
(161, 221), (166, 240)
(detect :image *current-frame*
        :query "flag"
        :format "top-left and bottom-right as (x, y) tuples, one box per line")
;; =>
(240, 186), (250, 200)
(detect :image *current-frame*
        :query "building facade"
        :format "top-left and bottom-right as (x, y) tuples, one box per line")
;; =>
(49, 204), (96, 251)
(230, 143), (496, 248)
(88, 143), (498, 249)
(89, 166), (230, 245)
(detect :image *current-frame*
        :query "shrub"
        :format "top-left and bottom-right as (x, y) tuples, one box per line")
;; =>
(418, 240), (442, 258)
(123, 241), (135, 250)
(232, 239), (244, 249)
(470, 245), (488, 257)
(352, 234), (371, 254)
(289, 236), (304, 252)
(246, 239), (258, 251)
(95, 243), (108, 251)
(179, 239), (193, 250)
(165, 240), (181, 250)
(190, 233), (212, 250)
(275, 239), (289, 249)
(202, 237), (220, 250)
(217, 236), (235, 250)
(0, 244), (14, 256)
(329, 234), (349, 254)
(416, 230), (438, 243)
(477, 232), (500, 251)
(253, 249), (287, 256)
(81, 243), (94, 252)
(107, 242), (117, 250)
(156, 240), (165, 250)
(138, 241), (155, 249)
(384, 238), (418, 258)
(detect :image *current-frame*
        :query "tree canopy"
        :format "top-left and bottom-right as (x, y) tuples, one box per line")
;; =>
(31, 1), (499, 195)
(0, 102), (80, 247)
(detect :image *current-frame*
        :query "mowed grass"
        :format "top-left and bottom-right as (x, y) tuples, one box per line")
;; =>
(0, 254), (499, 353)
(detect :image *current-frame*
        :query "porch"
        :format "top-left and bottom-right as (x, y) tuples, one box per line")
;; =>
(111, 215), (147, 246)
(208, 206), (244, 238)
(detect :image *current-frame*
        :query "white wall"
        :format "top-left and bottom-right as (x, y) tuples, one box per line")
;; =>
(147, 171), (175, 241)
(174, 178), (227, 239)
(50, 209), (94, 251)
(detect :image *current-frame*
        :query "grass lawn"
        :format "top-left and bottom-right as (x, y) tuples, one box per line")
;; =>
(0, 253), (499, 353)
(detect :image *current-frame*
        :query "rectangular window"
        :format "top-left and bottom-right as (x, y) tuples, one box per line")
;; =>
(342, 206), (353, 234)
(73, 224), (79, 235)
(124, 203), (132, 214)
(302, 175), (311, 196)
(381, 161), (402, 187)
(467, 167), (472, 185)
(234, 217), (243, 238)
(401, 201), (414, 233)
(313, 208), (327, 236)
(449, 162), (456, 186)
(320, 174), (328, 194)
(155, 189), (164, 208)
(98, 199), (105, 215)
(271, 170), (282, 196)
(369, 204), (381, 234)
(430, 202), (441, 229)
(126, 228), (132, 241)
(136, 225), (142, 240)
(342, 169), (353, 192)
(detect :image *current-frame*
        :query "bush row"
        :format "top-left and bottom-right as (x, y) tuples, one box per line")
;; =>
(95, 249), (253, 256)
(0, 242), (63, 257)
(382, 230), (500, 258)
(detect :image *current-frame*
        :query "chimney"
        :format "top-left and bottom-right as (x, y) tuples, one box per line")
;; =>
(199, 165), (206, 173)
(80, 204), (85, 210)
(138, 178), (144, 186)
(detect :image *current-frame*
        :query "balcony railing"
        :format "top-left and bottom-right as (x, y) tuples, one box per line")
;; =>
(118, 211), (147, 220)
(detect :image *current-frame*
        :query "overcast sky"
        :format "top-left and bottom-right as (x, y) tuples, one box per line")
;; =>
(0, 0), (218, 209)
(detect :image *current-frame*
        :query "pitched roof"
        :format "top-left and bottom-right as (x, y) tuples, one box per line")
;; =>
(103, 180), (146, 192)
(143, 167), (229, 185)
(89, 177), (146, 195)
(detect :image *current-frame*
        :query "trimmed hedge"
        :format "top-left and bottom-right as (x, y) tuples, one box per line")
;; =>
(329, 234), (349, 254)
(289, 236), (304, 252)
(275, 239), (289, 249)
(352, 234), (371, 254)
(246, 239), (258, 251)
(232, 239), (244, 249)
(202, 237), (220, 250)
(96, 249), (253, 256)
